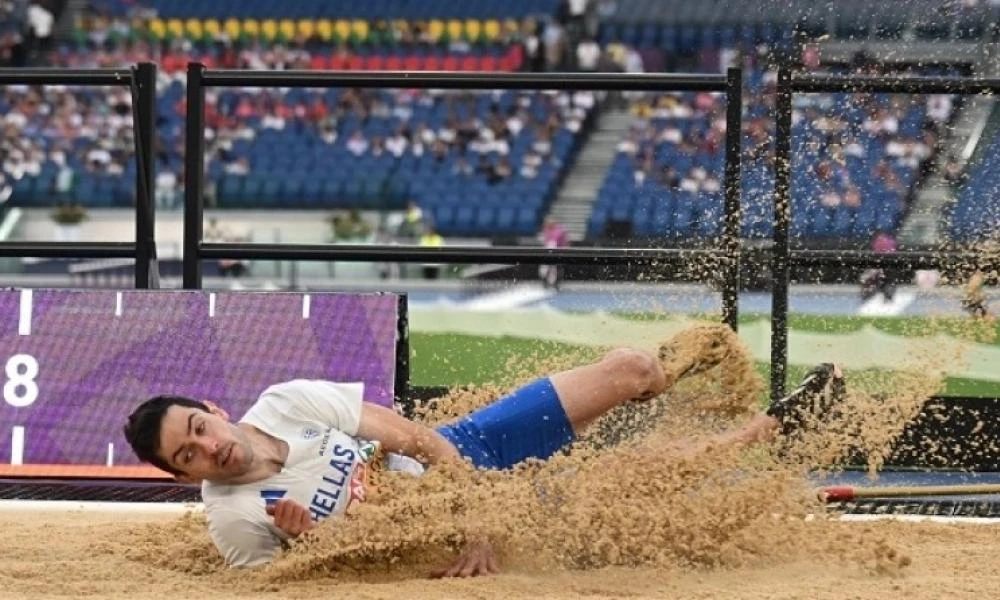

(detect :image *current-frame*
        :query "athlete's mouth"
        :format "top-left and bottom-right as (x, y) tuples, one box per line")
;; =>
(219, 444), (233, 468)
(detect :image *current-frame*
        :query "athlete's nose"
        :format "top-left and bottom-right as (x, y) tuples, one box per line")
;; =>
(194, 436), (221, 456)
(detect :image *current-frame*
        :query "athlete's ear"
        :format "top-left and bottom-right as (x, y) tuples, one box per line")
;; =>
(203, 400), (230, 421)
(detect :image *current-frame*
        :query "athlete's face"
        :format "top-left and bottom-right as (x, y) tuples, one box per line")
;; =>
(157, 405), (255, 483)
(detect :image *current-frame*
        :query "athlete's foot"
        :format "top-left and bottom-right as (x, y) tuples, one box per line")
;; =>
(657, 323), (737, 387)
(766, 363), (847, 436)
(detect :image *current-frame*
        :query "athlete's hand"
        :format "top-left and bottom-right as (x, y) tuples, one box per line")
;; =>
(265, 498), (315, 537)
(430, 539), (500, 578)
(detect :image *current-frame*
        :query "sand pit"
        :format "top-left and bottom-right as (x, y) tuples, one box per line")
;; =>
(1, 509), (999, 599)
(3, 327), (998, 599)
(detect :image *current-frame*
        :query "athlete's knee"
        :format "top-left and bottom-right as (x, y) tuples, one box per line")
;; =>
(601, 348), (666, 394)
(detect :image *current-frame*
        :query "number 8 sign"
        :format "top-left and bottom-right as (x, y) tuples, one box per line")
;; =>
(4, 354), (39, 408)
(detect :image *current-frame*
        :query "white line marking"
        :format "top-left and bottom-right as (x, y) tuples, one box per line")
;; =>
(302, 294), (311, 319)
(209, 293), (216, 317)
(0, 500), (205, 514)
(461, 283), (556, 311)
(858, 291), (916, 317)
(18, 290), (31, 336)
(838, 514), (1000, 525)
(11, 426), (24, 465)
(106, 443), (114, 467)
(115, 292), (123, 317)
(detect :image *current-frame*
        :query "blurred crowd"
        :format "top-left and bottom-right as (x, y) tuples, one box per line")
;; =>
(0, 0), (955, 243)
(0, 0), (636, 214)
(615, 51), (953, 217)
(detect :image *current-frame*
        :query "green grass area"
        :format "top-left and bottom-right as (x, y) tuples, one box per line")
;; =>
(410, 328), (1000, 399)
(410, 333), (602, 388)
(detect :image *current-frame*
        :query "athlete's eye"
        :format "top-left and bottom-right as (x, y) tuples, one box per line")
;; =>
(196, 423), (205, 435)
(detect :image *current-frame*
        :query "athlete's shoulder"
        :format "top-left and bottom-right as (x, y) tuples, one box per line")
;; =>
(259, 379), (363, 397)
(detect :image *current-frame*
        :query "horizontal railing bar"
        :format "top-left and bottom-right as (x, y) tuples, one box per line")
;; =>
(0, 68), (134, 85)
(201, 69), (728, 91)
(0, 242), (137, 259)
(200, 243), (725, 265)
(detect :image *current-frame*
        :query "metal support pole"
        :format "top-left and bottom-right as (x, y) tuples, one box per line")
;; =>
(183, 62), (206, 289)
(394, 294), (410, 413)
(133, 62), (157, 289)
(722, 67), (743, 331)
(770, 66), (794, 402)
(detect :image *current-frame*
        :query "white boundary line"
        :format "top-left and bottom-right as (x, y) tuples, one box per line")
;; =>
(302, 294), (311, 319)
(0, 500), (204, 514)
(208, 292), (216, 317)
(837, 514), (1000, 524)
(18, 289), (31, 335)
(115, 292), (123, 317)
(10, 426), (24, 465)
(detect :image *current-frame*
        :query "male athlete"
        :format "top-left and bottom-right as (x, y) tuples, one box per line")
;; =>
(123, 324), (845, 577)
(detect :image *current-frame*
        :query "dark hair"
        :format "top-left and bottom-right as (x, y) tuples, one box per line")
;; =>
(123, 395), (209, 476)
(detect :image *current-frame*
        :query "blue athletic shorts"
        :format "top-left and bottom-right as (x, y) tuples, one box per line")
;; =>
(435, 377), (576, 470)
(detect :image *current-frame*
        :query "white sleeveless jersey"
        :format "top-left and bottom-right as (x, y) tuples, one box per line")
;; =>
(201, 379), (425, 568)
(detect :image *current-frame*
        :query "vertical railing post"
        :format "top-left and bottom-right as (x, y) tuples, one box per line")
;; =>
(133, 61), (158, 288)
(770, 66), (794, 401)
(722, 66), (743, 331)
(183, 62), (206, 289)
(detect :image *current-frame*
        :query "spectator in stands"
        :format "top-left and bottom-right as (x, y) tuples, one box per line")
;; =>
(332, 209), (373, 241)
(25, 2), (54, 61)
(346, 130), (369, 157)
(943, 155), (965, 188)
(926, 94), (954, 130)
(860, 231), (897, 303)
(397, 200), (425, 242)
(520, 151), (544, 180)
(560, 0), (590, 43)
(386, 126), (409, 159)
(419, 225), (444, 280)
(155, 167), (179, 210)
(542, 18), (567, 71)
(539, 216), (569, 289)
(576, 36), (601, 71)
(521, 18), (545, 72)
(205, 217), (247, 278)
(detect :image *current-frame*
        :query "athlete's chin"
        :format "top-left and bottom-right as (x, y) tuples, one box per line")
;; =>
(225, 444), (250, 473)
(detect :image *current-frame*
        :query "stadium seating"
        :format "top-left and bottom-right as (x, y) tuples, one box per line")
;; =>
(2, 0), (976, 245)
(98, 0), (560, 20)
(599, 0), (992, 43)
(947, 132), (1000, 241)
(588, 66), (947, 241)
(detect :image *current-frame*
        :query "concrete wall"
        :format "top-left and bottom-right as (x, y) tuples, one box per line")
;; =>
(16, 209), (342, 259)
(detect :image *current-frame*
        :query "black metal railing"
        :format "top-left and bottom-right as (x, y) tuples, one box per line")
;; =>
(183, 65), (745, 330)
(770, 68), (1000, 400)
(0, 64), (159, 288)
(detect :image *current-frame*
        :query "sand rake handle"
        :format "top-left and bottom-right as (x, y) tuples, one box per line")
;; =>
(820, 483), (1000, 502)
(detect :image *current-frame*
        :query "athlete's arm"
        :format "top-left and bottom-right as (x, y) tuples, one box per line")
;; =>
(355, 402), (463, 466)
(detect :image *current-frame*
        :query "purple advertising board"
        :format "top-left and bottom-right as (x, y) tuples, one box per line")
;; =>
(0, 289), (401, 470)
